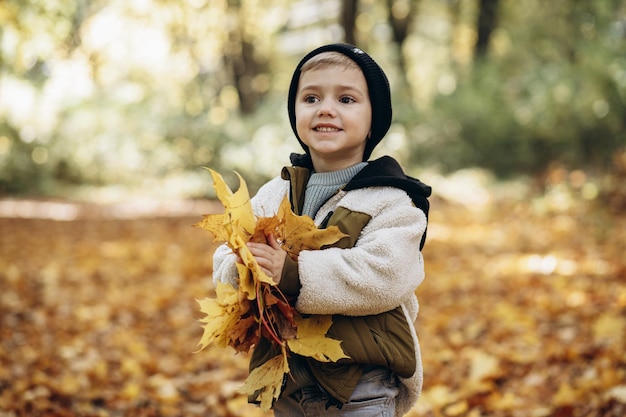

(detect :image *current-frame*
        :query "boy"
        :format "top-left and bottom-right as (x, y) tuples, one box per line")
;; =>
(212, 43), (431, 417)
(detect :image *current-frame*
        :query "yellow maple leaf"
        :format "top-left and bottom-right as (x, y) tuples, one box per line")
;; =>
(195, 212), (231, 242)
(287, 315), (349, 362)
(196, 282), (260, 353)
(195, 282), (242, 351)
(237, 236), (275, 287)
(195, 169), (274, 296)
(236, 262), (255, 300)
(209, 169), (256, 237)
(239, 350), (290, 411)
(195, 169), (255, 242)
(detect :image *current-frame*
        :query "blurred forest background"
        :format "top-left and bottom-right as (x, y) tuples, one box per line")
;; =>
(1, 0), (625, 199)
(1, 1), (626, 417)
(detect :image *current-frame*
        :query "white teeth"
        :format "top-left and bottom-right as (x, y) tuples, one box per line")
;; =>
(316, 126), (339, 132)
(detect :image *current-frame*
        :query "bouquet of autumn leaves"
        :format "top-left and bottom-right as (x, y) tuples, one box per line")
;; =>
(194, 169), (350, 410)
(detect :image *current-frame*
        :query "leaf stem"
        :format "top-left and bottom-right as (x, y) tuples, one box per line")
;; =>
(257, 282), (284, 347)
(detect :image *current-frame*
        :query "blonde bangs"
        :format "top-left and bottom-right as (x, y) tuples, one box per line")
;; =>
(300, 51), (359, 73)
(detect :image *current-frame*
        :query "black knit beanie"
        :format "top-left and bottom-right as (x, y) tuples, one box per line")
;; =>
(287, 43), (392, 162)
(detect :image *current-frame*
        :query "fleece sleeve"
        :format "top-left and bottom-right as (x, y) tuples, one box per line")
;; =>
(295, 187), (427, 317)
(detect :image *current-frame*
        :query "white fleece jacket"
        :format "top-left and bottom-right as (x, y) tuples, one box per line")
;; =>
(212, 174), (427, 417)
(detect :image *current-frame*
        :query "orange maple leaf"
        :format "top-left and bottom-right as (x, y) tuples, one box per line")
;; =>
(254, 196), (348, 259)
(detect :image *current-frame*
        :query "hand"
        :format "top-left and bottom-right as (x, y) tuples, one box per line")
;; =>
(246, 234), (286, 284)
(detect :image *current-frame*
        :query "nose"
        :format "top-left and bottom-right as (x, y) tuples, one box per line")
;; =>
(317, 98), (336, 117)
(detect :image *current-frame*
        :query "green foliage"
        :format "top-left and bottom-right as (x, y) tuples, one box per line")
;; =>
(410, 0), (626, 177)
(0, 0), (286, 196)
(0, 0), (624, 196)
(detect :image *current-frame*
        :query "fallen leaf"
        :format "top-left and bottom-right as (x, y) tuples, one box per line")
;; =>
(592, 313), (625, 345)
(605, 385), (626, 403)
(465, 348), (501, 383)
(6, 165), (623, 416)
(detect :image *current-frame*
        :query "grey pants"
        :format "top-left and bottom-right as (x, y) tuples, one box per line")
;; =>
(273, 367), (400, 417)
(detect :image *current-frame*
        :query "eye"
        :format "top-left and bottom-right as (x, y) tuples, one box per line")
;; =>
(339, 96), (355, 104)
(303, 95), (318, 103)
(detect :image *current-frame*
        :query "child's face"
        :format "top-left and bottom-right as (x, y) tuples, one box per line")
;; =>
(294, 65), (372, 171)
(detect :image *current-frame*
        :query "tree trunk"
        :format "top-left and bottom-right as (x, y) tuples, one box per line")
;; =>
(475, 0), (499, 57)
(386, 0), (419, 102)
(341, 0), (358, 45)
(224, 0), (267, 114)
(386, 0), (416, 46)
(230, 38), (264, 114)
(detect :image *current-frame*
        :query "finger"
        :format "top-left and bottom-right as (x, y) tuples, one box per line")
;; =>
(254, 256), (270, 270)
(254, 260), (274, 279)
(247, 243), (270, 259)
(266, 233), (282, 250)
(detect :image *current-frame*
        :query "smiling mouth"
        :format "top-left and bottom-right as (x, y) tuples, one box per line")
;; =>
(315, 126), (340, 132)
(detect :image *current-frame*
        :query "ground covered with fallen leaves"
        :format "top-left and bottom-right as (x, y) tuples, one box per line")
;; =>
(1, 181), (625, 417)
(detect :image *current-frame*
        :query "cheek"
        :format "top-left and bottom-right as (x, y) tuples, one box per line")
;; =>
(294, 107), (310, 131)
(294, 119), (307, 141)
